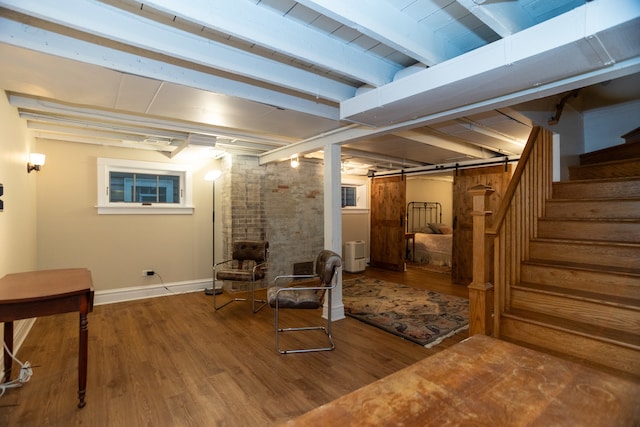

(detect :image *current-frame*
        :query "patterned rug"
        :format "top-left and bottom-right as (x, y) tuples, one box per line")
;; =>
(342, 277), (469, 348)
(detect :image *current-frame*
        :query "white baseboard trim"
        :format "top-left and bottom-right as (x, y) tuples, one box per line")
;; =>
(94, 278), (213, 306)
(323, 302), (346, 322)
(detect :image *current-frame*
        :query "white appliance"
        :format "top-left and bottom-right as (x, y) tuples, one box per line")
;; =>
(344, 240), (366, 273)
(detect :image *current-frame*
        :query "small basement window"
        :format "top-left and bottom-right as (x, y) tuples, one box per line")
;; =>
(97, 158), (193, 214)
(341, 180), (367, 211)
(341, 186), (357, 207)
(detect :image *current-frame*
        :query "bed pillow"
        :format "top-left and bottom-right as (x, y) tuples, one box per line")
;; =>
(415, 226), (434, 234)
(429, 223), (453, 234)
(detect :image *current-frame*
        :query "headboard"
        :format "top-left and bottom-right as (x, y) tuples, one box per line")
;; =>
(406, 201), (442, 233)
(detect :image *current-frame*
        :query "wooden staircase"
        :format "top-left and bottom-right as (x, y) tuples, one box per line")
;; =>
(498, 132), (640, 378)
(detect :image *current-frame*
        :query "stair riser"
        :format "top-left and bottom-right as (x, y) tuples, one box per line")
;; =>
(511, 288), (640, 335)
(500, 317), (640, 377)
(569, 160), (640, 180)
(537, 220), (640, 242)
(530, 241), (640, 269)
(579, 144), (640, 165)
(521, 264), (640, 300)
(545, 200), (640, 219)
(552, 180), (640, 199)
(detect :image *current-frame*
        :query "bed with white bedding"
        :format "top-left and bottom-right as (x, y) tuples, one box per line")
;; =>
(407, 201), (452, 267)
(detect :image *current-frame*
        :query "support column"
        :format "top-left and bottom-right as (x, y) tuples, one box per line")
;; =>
(323, 143), (345, 321)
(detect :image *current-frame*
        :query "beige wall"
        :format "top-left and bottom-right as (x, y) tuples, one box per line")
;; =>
(0, 94), (39, 376)
(0, 93), (37, 276)
(341, 175), (370, 258)
(342, 212), (369, 243)
(513, 98), (584, 181)
(406, 176), (454, 226)
(35, 139), (218, 291)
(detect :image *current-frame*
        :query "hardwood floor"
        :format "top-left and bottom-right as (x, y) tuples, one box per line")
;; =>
(0, 267), (468, 426)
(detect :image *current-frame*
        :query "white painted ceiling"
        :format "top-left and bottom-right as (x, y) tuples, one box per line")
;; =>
(0, 0), (639, 174)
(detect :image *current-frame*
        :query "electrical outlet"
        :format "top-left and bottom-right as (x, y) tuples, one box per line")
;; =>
(142, 269), (155, 276)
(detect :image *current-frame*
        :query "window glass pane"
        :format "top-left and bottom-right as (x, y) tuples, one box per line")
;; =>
(109, 172), (130, 202)
(109, 172), (180, 204)
(159, 175), (180, 203)
(135, 174), (158, 203)
(341, 186), (356, 207)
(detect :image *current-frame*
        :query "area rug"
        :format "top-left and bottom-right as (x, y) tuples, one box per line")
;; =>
(342, 277), (469, 348)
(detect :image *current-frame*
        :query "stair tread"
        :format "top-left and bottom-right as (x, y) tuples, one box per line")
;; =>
(574, 157), (640, 168)
(548, 197), (640, 202)
(502, 308), (640, 348)
(497, 337), (640, 380)
(513, 282), (640, 308)
(579, 141), (640, 165)
(531, 237), (640, 247)
(539, 217), (640, 223)
(522, 259), (640, 276)
(556, 175), (640, 185)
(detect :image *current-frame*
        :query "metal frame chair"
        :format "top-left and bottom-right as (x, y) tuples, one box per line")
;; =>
(213, 240), (268, 313)
(267, 250), (342, 354)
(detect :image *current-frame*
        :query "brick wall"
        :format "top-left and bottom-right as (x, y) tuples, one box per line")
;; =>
(221, 155), (324, 283)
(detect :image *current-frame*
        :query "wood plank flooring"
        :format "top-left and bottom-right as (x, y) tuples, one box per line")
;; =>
(0, 267), (468, 426)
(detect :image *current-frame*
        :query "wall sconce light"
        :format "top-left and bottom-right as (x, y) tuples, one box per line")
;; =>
(290, 155), (299, 168)
(27, 153), (46, 173)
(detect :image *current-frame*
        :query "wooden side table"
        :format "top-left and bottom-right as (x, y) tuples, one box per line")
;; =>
(0, 268), (94, 408)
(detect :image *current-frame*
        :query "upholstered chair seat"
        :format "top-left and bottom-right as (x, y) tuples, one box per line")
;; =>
(213, 240), (268, 313)
(268, 249), (342, 354)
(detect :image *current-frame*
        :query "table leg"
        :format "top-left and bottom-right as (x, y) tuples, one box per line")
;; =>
(3, 321), (13, 383)
(78, 312), (88, 408)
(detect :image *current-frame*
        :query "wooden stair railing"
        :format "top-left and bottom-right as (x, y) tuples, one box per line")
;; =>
(468, 126), (554, 336)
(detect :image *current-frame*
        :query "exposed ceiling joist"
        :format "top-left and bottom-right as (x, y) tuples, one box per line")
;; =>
(455, 0), (538, 37)
(1, 0), (638, 175)
(0, 0), (355, 104)
(341, 0), (640, 126)
(33, 132), (174, 151)
(142, 0), (400, 87)
(341, 147), (425, 169)
(25, 120), (181, 144)
(296, 0), (462, 65)
(0, 16), (340, 120)
(8, 93), (294, 147)
(392, 129), (494, 159)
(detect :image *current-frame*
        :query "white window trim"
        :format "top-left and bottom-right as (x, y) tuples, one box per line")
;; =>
(97, 158), (194, 215)
(341, 178), (368, 213)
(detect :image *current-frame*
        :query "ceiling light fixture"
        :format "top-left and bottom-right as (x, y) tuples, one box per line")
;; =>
(290, 156), (299, 168)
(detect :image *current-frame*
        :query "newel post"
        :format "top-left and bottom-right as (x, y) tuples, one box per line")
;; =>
(467, 185), (494, 336)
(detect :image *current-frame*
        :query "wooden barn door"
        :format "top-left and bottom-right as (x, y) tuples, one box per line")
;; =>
(370, 175), (406, 271)
(452, 165), (513, 285)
